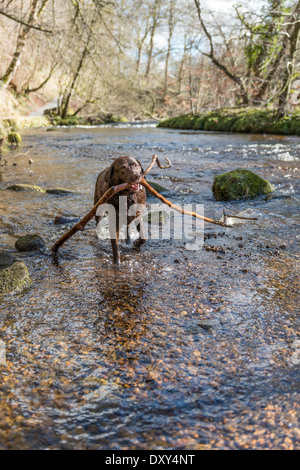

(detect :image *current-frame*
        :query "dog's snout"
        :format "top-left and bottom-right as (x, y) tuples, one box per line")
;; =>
(131, 172), (141, 183)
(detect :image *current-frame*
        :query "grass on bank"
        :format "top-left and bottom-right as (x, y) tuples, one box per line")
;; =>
(158, 108), (300, 136)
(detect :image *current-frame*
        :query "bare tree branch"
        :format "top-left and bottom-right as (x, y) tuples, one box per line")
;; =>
(0, 9), (52, 33)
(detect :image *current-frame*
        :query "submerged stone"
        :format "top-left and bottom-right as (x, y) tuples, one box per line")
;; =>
(212, 169), (274, 201)
(0, 252), (16, 270)
(54, 215), (79, 225)
(145, 211), (169, 225)
(15, 234), (45, 252)
(46, 188), (76, 195)
(0, 261), (31, 296)
(146, 181), (169, 195)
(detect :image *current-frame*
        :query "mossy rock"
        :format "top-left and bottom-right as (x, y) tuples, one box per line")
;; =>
(146, 181), (169, 195)
(86, 116), (105, 125)
(56, 117), (80, 126)
(7, 184), (45, 193)
(15, 234), (45, 252)
(212, 169), (274, 201)
(0, 261), (31, 296)
(105, 114), (129, 124)
(54, 116), (87, 126)
(7, 132), (22, 144)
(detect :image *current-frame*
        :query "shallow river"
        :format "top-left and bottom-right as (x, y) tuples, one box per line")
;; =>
(0, 124), (299, 449)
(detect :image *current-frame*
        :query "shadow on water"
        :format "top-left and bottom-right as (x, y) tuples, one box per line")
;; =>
(0, 125), (299, 449)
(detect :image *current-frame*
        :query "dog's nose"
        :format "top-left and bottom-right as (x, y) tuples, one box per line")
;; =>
(131, 173), (140, 183)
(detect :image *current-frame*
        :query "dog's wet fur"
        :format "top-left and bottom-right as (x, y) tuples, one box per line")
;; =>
(94, 156), (146, 265)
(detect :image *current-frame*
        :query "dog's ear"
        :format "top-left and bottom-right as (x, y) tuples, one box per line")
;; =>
(105, 164), (115, 186)
(109, 164), (115, 185)
(137, 160), (144, 174)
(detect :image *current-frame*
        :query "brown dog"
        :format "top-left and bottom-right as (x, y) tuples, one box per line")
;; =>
(94, 156), (146, 265)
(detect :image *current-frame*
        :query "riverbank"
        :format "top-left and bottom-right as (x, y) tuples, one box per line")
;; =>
(158, 108), (300, 136)
(0, 116), (49, 148)
(0, 114), (135, 148)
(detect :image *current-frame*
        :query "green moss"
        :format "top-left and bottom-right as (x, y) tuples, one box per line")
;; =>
(105, 114), (129, 123)
(7, 131), (22, 144)
(56, 116), (81, 126)
(158, 114), (195, 129)
(7, 184), (45, 192)
(158, 108), (300, 136)
(212, 169), (274, 201)
(0, 261), (31, 296)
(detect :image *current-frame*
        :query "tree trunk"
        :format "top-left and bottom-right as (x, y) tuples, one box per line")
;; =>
(145, 0), (161, 77)
(177, 37), (187, 95)
(277, 1), (300, 117)
(60, 47), (89, 118)
(252, 42), (287, 105)
(194, 0), (249, 105)
(60, 11), (97, 118)
(164, 0), (175, 96)
(1, 0), (40, 86)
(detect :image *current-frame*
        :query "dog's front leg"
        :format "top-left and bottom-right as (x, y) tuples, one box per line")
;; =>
(109, 217), (120, 265)
(125, 225), (131, 245)
(133, 220), (146, 249)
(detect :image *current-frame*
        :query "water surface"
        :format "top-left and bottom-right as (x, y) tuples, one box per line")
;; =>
(0, 125), (299, 449)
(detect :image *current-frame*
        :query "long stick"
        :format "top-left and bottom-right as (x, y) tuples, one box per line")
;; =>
(51, 182), (129, 252)
(51, 158), (235, 253)
(143, 154), (171, 176)
(141, 178), (231, 228)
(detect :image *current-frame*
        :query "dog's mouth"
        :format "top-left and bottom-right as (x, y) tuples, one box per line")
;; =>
(130, 183), (141, 192)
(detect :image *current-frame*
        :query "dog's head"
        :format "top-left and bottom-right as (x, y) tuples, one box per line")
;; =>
(108, 156), (144, 192)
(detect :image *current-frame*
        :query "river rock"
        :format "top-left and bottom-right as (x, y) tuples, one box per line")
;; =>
(0, 252), (16, 270)
(15, 234), (45, 252)
(146, 181), (169, 195)
(7, 184), (45, 193)
(0, 261), (31, 296)
(46, 188), (76, 195)
(54, 215), (79, 225)
(145, 211), (169, 225)
(212, 169), (274, 201)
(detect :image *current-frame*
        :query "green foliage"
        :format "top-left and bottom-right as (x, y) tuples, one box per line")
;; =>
(242, 0), (289, 77)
